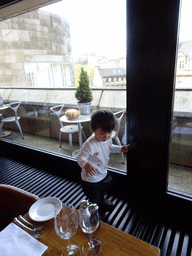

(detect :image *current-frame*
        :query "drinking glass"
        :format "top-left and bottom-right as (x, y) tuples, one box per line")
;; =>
(54, 204), (81, 256)
(79, 203), (101, 256)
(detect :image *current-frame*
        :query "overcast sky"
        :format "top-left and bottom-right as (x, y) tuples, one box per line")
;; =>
(179, 0), (192, 41)
(41, 0), (192, 59)
(41, 0), (126, 60)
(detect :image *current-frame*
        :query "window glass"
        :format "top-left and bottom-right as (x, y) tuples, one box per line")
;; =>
(24, 62), (75, 87)
(168, 0), (192, 194)
(0, 0), (127, 173)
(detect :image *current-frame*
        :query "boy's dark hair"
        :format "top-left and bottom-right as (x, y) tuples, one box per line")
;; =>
(91, 110), (116, 132)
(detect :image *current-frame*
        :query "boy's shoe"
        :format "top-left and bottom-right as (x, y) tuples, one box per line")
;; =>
(101, 199), (114, 211)
(99, 210), (105, 221)
(98, 200), (114, 220)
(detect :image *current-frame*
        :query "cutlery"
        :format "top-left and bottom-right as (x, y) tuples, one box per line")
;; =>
(18, 215), (43, 230)
(13, 217), (42, 238)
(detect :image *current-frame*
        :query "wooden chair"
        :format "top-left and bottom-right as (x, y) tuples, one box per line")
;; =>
(0, 184), (39, 230)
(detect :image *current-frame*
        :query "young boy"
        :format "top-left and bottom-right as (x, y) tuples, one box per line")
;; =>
(76, 110), (129, 214)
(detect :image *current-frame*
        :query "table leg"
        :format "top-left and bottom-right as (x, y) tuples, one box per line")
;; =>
(78, 123), (83, 148)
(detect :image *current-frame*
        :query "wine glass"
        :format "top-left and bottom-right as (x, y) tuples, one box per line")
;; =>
(79, 203), (101, 256)
(54, 204), (81, 256)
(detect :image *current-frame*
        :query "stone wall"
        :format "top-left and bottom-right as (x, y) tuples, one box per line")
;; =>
(0, 87), (127, 110)
(174, 90), (192, 112)
(0, 10), (71, 87)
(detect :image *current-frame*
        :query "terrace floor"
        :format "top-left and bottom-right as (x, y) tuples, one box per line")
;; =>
(2, 130), (127, 172)
(2, 129), (192, 196)
(168, 164), (192, 196)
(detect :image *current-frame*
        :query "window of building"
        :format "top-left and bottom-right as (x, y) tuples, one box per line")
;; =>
(24, 62), (75, 87)
(179, 60), (185, 69)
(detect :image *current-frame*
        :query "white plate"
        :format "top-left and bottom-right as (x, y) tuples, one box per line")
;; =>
(29, 197), (62, 222)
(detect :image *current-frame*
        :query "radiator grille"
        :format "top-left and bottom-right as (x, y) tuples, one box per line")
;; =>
(1, 156), (192, 256)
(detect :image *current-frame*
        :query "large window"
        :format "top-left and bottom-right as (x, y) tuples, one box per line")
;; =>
(168, 0), (192, 195)
(0, 0), (127, 172)
(24, 62), (75, 87)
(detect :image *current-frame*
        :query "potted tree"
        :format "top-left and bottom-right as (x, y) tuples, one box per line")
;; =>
(75, 67), (93, 115)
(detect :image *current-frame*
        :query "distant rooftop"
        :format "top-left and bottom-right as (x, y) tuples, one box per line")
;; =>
(179, 40), (192, 60)
(99, 67), (126, 78)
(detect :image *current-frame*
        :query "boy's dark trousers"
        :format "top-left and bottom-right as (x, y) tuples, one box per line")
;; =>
(81, 172), (112, 207)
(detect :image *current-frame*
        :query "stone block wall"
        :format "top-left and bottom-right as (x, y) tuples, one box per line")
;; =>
(0, 10), (71, 87)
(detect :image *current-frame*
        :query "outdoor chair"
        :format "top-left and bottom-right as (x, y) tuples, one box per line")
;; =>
(1, 101), (24, 139)
(112, 109), (126, 164)
(0, 184), (39, 231)
(50, 105), (86, 156)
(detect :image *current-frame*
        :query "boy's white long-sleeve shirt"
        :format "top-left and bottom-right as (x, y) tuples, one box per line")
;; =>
(76, 134), (122, 183)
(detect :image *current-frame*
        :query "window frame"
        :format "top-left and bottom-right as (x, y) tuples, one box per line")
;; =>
(126, 0), (190, 213)
(1, 0), (191, 221)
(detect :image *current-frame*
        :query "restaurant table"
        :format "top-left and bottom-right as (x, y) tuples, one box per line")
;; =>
(23, 211), (160, 256)
(60, 114), (91, 148)
(0, 104), (11, 138)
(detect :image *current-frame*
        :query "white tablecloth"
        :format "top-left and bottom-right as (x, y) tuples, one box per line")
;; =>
(0, 222), (47, 256)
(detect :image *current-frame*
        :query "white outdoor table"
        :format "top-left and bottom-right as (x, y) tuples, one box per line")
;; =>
(0, 105), (11, 138)
(60, 114), (91, 148)
(0, 105), (8, 111)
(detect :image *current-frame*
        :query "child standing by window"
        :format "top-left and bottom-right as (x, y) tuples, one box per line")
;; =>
(76, 110), (129, 215)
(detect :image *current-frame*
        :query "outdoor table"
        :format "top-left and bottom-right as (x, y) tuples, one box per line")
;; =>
(60, 114), (91, 148)
(23, 210), (160, 256)
(0, 104), (11, 138)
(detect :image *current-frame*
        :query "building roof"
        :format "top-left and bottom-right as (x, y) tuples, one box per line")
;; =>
(179, 41), (192, 60)
(99, 67), (126, 78)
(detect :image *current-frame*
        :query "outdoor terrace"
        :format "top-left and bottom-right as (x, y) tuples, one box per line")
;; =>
(2, 130), (127, 173)
(1, 87), (192, 195)
(0, 87), (128, 177)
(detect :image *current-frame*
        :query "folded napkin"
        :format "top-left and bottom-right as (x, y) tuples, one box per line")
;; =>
(0, 222), (48, 256)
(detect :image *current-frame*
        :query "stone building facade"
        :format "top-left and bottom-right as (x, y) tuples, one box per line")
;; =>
(176, 40), (192, 88)
(0, 10), (72, 87)
(93, 66), (126, 87)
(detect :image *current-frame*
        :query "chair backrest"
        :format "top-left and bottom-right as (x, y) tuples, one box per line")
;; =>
(8, 102), (22, 120)
(113, 109), (126, 137)
(0, 184), (39, 231)
(50, 104), (65, 127)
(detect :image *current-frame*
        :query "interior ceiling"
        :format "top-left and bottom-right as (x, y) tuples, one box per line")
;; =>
(0, 0), (61, 21)
(0, 0), (21, 9)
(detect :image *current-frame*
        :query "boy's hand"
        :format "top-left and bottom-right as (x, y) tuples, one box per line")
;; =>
(84, 162), (97, 177)
(121, 145), (130, 153)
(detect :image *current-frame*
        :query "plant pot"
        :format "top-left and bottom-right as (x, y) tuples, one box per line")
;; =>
(78, 102), (91, 115)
